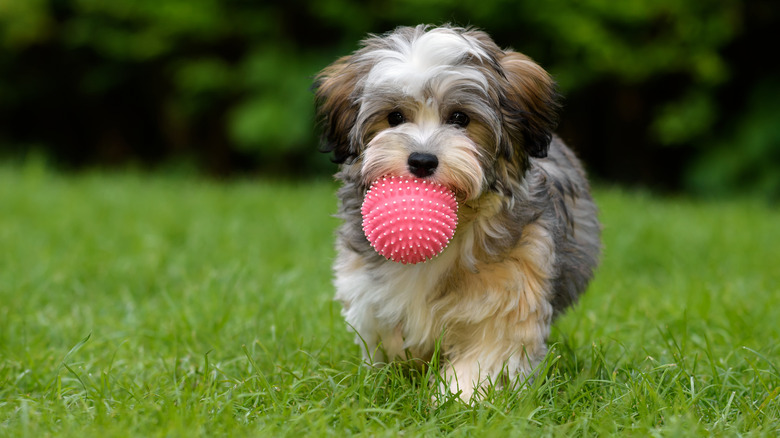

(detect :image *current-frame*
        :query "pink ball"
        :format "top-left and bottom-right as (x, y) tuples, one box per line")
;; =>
(361, 176), (458, 264)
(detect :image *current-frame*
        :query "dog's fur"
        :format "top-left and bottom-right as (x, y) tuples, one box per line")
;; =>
(314, 25), (600, 401)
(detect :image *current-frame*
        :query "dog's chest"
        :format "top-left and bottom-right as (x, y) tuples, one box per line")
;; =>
(353, 219), (554, 342)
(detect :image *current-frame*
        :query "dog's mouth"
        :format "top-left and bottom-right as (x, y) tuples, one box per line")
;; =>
(372, 173), (468, 204)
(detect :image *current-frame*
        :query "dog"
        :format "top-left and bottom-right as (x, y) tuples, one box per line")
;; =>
(314, 25), (600, 401)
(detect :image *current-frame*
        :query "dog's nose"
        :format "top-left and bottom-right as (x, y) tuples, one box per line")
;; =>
(407, 152), (439, 178)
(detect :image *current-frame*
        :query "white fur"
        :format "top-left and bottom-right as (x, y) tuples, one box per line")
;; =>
(363, 28), (491, 99)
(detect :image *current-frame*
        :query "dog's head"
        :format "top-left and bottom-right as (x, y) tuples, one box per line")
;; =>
(315, 25), (560, 201)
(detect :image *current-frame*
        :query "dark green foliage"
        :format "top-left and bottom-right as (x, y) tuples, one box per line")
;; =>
(687, 79), (780, 199)
(0, 0), (778, 196)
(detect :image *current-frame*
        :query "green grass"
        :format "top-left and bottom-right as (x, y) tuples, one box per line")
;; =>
(1, 163), (779, 436)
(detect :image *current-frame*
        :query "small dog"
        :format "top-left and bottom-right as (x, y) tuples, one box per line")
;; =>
(314, 25), (600, 401)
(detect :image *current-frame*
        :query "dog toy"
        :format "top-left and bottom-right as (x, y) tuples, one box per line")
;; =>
(362, 176), (458, 264)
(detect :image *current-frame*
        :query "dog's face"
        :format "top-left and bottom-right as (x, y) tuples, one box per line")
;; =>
(315, 25), (560, 201)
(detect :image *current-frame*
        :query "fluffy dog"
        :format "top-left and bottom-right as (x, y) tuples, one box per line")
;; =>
(314, 25), (600, 401)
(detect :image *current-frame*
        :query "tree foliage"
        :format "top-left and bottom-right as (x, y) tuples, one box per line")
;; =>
(0, 0), (777, 196)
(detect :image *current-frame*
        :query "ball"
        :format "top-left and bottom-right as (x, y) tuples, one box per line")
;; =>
(361, 176), (458, 264)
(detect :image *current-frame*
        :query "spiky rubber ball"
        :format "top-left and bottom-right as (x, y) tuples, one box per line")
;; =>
(361, 176), (458, 264)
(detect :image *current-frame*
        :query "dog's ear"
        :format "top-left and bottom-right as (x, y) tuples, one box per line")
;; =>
(314, 56), (364, 164)
(498, 52), (561, 160)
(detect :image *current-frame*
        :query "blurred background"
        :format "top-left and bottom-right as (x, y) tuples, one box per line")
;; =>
(0, 0), (778, 198)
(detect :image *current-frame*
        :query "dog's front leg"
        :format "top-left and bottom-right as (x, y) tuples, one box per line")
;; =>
(348, 313), (405, 366)
(439, 316), (551, 402)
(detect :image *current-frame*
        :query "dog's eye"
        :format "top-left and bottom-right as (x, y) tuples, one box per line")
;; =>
(447, 111), (470, 127)
(387, 111), (406, 127)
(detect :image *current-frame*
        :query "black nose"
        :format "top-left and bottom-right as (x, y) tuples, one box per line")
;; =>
(407, 152), (439, 178)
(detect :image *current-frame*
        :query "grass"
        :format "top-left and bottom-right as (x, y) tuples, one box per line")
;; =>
(1, 162), (779, 436)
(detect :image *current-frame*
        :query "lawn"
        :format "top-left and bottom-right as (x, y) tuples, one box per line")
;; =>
(1, 163), (779, 436)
